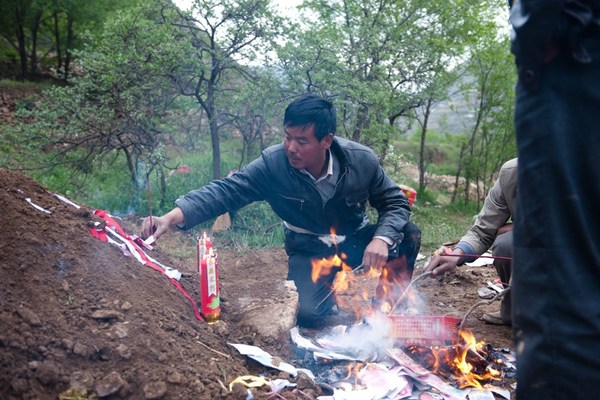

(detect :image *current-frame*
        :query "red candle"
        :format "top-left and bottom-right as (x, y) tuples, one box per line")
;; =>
(198, 237), (220, 323)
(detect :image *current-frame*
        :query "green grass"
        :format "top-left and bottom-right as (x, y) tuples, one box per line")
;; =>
(410, 187), (479, 252)
(411, 203), (474, 252)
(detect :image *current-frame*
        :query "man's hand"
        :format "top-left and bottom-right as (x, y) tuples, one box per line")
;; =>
(424, 246), (463, 277)
(140, 207), (185, 241)
(362, 238), (389, 270)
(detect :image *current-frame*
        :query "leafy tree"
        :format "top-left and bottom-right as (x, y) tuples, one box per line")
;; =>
(167, 0), (284, 179)
(220, 71), (285, 168)
(275, 0), (499, 156)
(13, 2), (185, 208)
(452, 34), (516, 205)
(411, 68), (460, 192)
(0, 0), (136, 80)
(44, 0), (137, 81)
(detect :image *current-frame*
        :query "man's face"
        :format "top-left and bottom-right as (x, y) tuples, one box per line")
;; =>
(283, 124), (332, 177)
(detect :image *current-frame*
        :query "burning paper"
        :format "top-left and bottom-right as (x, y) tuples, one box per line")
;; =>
(291, 321), (513, 400)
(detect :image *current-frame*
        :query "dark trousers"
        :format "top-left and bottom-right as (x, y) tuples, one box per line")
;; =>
(513, 32), (600, 399)
(492, 231), (512, 323)
(285, 221), (421, 328)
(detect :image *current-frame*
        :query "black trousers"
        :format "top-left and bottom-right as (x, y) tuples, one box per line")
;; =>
(285, 221), (421, 328)
(513, 31), (600, 399)
(492, 231), (512, 323)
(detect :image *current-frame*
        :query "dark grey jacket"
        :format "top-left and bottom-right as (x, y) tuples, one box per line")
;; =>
(175, 137), (411, 243)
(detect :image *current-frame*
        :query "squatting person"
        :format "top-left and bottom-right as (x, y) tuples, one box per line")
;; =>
(424, 158), (517, 326)
(140, 94), (421, 328)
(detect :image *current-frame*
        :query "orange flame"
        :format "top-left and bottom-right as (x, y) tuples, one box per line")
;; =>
(342, 362), (365, 389)
(452, 330), (502, 388)
(311, 254), (347, 283)
(408, 329), (502, 389)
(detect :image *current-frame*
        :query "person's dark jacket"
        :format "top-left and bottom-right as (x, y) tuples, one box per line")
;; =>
(511, 0), (600, 92)
(175, 137), (411, 244)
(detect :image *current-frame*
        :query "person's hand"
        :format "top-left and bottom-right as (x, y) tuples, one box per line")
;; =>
(362, 238), (389, 270)
(140, 208), (185, 241)
(141, 215), (167, 240)
(424, 246), (463, 277)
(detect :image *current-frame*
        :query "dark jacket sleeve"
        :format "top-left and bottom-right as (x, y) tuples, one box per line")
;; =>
(174, 158), (269, 230)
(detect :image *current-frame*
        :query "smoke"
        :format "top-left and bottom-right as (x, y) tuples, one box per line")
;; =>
(314, 314), (396, 361)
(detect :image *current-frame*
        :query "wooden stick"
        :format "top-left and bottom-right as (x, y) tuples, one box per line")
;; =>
(196, 340), (230, 358)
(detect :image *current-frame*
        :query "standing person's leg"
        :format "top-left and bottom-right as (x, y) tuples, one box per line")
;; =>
(513, 34), (600, 398)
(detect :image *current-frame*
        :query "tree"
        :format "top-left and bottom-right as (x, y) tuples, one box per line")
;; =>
(220, 71), (284, 168)
(453, 34), (516, 205)
(0, 0), (136, 81)
(167, 0), (283, 179)
(14, 2), (184, 207)
(275, 0), (498, 156)
(0, 0), (42, 79)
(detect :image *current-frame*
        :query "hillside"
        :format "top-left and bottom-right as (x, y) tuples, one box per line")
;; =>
(0, 168), (515, 399)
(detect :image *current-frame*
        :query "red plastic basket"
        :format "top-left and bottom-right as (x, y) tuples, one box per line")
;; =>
(388, 315), (462, 346)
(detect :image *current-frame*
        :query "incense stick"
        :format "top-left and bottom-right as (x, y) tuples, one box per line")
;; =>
(196, 340), (230, 358)
(147, 177), (154, 233)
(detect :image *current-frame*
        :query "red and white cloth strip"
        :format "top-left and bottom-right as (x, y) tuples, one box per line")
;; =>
(88, 209), (204, 322)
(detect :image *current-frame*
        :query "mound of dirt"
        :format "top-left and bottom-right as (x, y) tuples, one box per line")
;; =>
(0, 168), (515, 400)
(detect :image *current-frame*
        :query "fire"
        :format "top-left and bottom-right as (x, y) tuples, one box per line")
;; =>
(408, 329), (502, 389)
(311, 254), (349, 284)
(344, 362), (364, 388)
(311, 253), (378, 319)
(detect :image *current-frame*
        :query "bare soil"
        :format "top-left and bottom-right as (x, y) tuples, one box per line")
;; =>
(0, 168), (515, 400)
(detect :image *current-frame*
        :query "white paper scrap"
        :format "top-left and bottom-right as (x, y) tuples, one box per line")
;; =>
(25, 198), (52, 214)
(467, 389), (495, 400)
(228, 343), (298, 376)
(53, 193), (81, 209)
(486, 281), (504, 293)
(290, 326), (323, 352)
(270, 379), (296, 392)
(164, 268), (182, 280)
(465, 252), (494, 267)
(313, 351), (359, 362)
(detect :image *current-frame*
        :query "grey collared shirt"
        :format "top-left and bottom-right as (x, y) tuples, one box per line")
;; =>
(299, 149), (338, 203)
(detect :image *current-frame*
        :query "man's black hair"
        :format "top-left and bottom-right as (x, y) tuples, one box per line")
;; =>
(283, 94), (337, 141)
